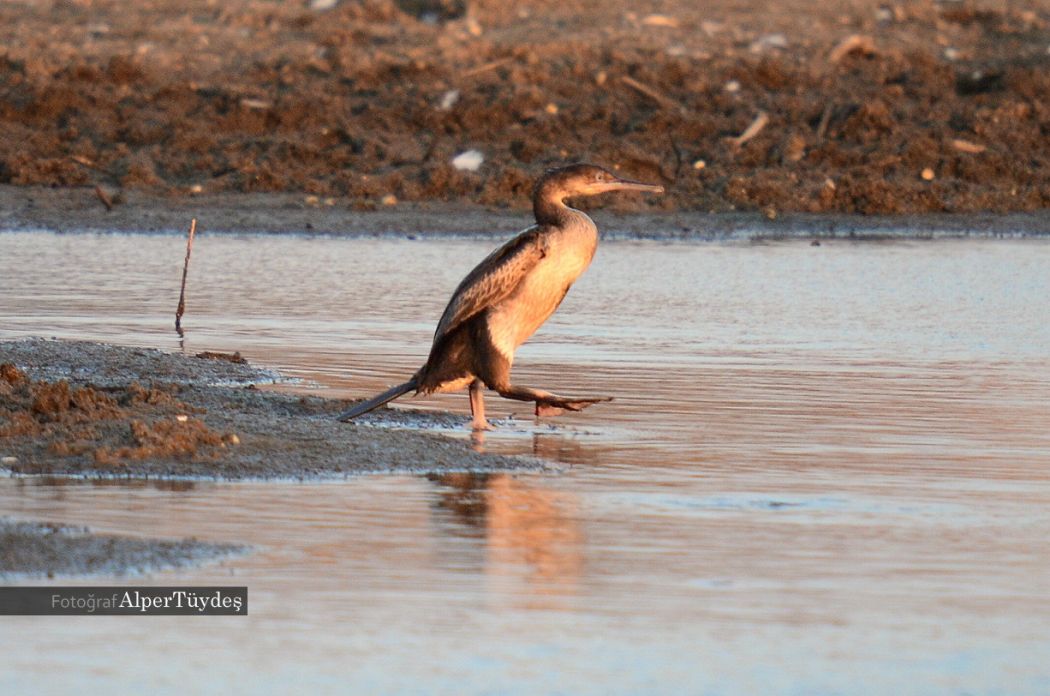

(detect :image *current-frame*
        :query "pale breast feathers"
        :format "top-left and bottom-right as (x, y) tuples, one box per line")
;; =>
(431, 227), (550, 347)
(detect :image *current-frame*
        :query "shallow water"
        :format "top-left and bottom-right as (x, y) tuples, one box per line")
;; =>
(2, 231), (1050, 694)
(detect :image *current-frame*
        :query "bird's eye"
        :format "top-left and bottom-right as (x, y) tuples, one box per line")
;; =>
(595, 172), (606, 181)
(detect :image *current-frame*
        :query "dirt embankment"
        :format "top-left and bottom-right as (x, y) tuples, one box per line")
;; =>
(0, 338), (542, 479)
(1, 0), (1047, 216)
(1, 362), (241, 467)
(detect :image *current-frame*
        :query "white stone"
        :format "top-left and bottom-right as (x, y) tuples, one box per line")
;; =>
(451, 150), (484, 172)
(439, 90), (460, 110)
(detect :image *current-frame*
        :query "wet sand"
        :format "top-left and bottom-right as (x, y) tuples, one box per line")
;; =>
(1, 337), (544, 480)
(0, 518), (245, 580)
(2, 184), (1049, 239)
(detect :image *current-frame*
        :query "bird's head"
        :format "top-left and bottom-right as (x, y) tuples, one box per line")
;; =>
(536, 164), (665, 202)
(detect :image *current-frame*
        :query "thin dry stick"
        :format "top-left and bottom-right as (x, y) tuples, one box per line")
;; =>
(175, 218), (197, 337)
(828, 34), (876, 65)
(459, 57), (514, 78)
(620, 75), (683, 112)
(728, 110), (770, 149)
(94, 185), (113, 211)
(815, 102), (833, 141)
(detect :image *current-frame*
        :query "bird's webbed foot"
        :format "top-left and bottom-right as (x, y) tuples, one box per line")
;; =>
(493, 384), (611, 418)
(534, 395), (613, 417)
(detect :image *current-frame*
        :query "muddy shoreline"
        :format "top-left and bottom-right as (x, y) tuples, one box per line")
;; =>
(0, 518), (246, 580)
(0, 337), (549, 578)
(2, 185), (1048, 239)
(1, 338), (546, 480)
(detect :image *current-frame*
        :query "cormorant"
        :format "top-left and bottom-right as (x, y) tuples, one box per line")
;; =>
(338, 163), (663, 429)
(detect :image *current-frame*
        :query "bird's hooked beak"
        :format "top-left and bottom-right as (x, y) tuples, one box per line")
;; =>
(589, 176), (665, 196)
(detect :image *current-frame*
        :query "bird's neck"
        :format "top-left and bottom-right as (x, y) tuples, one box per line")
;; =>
(534, 196), (598, 264)
(534, 194), (586, 228)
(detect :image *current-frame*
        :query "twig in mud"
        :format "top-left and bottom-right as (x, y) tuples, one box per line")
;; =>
(94, 185), (113, 211)
(69, 154), (99, 170)
(620, 75), (684, 112)
(175, 218), (197, 337)
(952, 138), (986, 154)
(828, 34), (876, 64)
(727, 110), (769, 149)
(815, 103), (833, 141)
(459, 57), (514, 78)
(70, 154), (118, 178)
(668, 134), (684, 179)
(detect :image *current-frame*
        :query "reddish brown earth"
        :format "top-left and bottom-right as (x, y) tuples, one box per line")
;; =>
(1, 0), (1048, 215)
(0, 362), (236, 466)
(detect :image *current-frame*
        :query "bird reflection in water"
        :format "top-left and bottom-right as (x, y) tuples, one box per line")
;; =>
(470, 426), (609, 467)
(429, 473), (583, 608)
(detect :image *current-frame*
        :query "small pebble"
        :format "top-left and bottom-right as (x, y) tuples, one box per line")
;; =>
(783, 134), (806, 163)
(921, 167), (935, 181)
(693, 159), (706, 170)
(381, 194), (398, 206)
(750, 33), (788, 53)
(544, 103), (559, 115)
(724, 80), (741, 93)
(1, 456), (17, 465)
(175, 414), (189, 422)
(438, 89), (459, 110)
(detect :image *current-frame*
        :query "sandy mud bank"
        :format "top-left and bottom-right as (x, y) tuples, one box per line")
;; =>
(1, 338), (541, 480)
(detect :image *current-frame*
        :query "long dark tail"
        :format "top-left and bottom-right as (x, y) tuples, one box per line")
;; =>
(337, 376), (419, 422)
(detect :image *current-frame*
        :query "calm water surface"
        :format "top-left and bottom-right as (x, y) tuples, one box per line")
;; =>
(1, 231), (1049, 694)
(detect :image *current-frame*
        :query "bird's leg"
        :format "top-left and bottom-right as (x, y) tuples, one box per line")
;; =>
(495, 384), (612, 417)
(469, 379), (491, 431)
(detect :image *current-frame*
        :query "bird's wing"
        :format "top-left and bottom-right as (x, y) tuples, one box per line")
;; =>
(431, 226), (549, 347)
